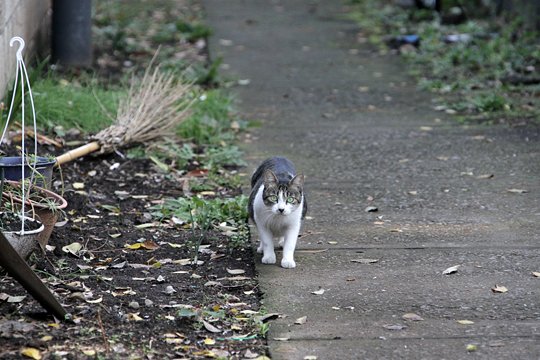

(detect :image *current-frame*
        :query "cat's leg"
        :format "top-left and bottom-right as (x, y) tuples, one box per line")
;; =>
(257, 226), (276, 264)
(281, 225), (300, 268)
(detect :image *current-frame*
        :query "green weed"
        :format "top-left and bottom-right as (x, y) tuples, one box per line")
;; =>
(178, 90), (242, 145)
(348, 0), (540, 124)
(150, 195), (249, 252)
(23, 75), (123, 132)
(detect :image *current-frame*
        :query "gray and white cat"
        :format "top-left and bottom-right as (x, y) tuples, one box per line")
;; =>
(248, 157), (307, 268)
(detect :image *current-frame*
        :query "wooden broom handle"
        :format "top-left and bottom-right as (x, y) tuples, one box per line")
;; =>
(55, 141), (101, 166)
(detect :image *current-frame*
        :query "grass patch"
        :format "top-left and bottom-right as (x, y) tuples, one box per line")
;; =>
(150, 195), (250, 251)
(31, 76), (123, 132)
(348, 0), (540, 124)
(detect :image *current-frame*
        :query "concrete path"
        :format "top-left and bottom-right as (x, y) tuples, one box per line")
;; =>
(203, 1), (540, 358)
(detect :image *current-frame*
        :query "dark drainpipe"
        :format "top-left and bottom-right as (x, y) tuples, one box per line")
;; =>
(52, 0), (92, 66)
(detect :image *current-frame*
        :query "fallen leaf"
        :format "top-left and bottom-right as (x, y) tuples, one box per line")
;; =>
(311, 289), (325, 295)
(327, 241), (338, 245)
(226, 276), (251, 281)
(72, 182), (85, 190)
(532, 272), (540, 278)
(203, 338), (216, 345)
(226, 268), (245, 275)
(294, 316), (307, 325)
(506, 188), (527, 194)
(21, 348), (41, 360)
(124, 240), (159, 250)
(62, 242), (83, 256)
(257, 313), (281, 323)
(383, 324), (407, 331)
(273, 337), (290, 341)
(82, 349), (96, 356)
(402, 313), (424, 321)
(136, 223), (158, 229)
(442, 265), (460, 275)
(457, 320), (474, 325)
(476, 174), (494, 179)
(7, 295), (27, 303)
(244, 349), (259, 359)
(351, 258), (379, 264)
(164, 286), (177, 295)
(167, 242), (184, 248)
(491, 285), (508, 293)
(111, 261), (127, 269)
(420, 126), (433, 131)
(365, 206), (378, 212)
(466, 344), (477, 352)
(203, 320), (221, 333)
(186, 169), (208, 177)
(85, 297), (103, 304)
(304, 356), (317, 360)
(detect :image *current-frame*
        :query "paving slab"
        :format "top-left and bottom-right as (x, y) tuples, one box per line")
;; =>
(203, 0), (540, 358)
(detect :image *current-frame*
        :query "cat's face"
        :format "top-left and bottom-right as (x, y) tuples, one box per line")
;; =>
(262, 170), (304, 216)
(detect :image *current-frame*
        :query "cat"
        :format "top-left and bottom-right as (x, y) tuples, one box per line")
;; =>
(248, 157), (307, 268)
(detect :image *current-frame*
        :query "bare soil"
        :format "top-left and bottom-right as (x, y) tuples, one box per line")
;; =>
(0, 146), (266, 359)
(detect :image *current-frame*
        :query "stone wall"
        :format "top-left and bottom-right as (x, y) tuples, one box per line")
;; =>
(0, 0), (51, 100)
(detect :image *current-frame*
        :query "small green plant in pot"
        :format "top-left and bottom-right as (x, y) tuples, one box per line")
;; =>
(0, 179), (45, 259)
(1, 178), (67, 249)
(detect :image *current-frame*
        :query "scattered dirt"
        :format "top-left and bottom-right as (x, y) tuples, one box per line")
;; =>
(0, 145), (267, 359)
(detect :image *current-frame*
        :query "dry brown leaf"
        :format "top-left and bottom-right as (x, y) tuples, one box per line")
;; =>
(506, 188), (527, 194)
(442, 265), (460, 275)
(383, 324), (407, 331)
(226, 268), (246, 275)
(351, 258), (379, 264)
(20, 348), (41, 360)
(491, 285), (508, 293)
(203, 320), (221, 333)
(402, 313), (424, 321)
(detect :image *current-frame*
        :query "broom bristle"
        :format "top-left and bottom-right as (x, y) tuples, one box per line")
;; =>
(95, 64), (194, 152)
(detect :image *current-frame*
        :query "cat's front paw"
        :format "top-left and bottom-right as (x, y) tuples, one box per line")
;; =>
(261, 253), (276, 264)
(281, 258), (296, 269)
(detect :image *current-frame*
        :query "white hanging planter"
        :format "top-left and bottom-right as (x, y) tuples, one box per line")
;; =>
(1, 37), (44, 242)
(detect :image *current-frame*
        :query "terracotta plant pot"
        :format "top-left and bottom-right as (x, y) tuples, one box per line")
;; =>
(2, 180), (68, 248)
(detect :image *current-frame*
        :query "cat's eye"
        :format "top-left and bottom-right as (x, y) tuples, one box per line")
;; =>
(267, 195), (278, 203)
(286, 197), (296, 204)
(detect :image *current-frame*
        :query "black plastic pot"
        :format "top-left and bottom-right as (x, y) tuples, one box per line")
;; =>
(0, 156), (56, 189)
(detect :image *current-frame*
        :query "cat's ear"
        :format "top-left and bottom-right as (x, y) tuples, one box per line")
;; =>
(290, 173), (304, 188)
(263, 170), (278, 185)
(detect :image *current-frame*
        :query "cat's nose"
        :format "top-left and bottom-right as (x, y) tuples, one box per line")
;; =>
(278, 208), (285, 213)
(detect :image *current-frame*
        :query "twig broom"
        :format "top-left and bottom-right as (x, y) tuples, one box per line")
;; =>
(55, 62), (194, 166)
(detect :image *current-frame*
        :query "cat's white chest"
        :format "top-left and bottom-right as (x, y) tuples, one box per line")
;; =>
(252, 185), (303, 237)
